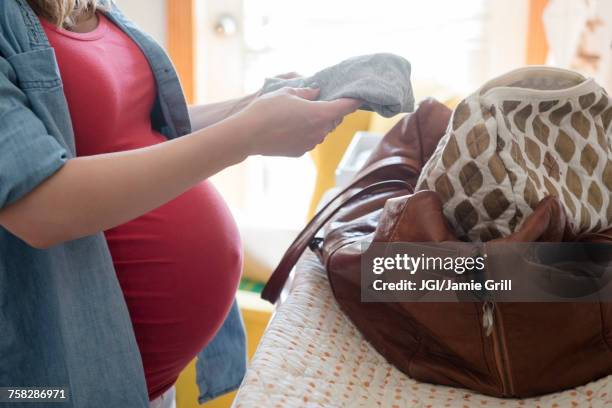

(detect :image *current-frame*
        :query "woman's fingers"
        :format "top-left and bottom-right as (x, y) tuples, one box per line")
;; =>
(321, 98), (363, 118)
(289, 87), (320, 101)
(309, 98), (361, 134)
(274, 87), (361, 117)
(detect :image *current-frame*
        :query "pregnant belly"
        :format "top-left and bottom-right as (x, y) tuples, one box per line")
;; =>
(105, 180), (242, 399)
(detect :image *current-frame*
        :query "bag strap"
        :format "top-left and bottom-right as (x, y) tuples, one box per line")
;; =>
(261, 156), (417, 303)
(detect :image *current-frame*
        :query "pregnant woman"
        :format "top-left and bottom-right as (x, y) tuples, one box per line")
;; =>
(0, 1), (359, 407)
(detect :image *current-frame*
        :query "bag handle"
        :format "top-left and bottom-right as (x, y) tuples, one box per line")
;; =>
(261, 156), (416, 303)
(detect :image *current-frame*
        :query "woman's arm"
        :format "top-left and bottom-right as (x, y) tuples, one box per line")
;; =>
(189, 73), (300, 130)
(0, 87), (360, 249)
(188, 93), (257, 131)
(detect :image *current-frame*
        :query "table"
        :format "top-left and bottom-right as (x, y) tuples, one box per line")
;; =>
(233, 251), (612, 408)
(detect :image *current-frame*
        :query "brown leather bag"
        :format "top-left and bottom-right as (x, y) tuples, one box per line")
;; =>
(262, 99), (612, 398)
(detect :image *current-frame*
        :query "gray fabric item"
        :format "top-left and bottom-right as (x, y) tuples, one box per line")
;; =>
(261, 53), (414, 118)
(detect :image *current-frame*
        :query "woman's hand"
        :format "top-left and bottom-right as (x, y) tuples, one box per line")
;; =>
(189, 72), (303, 131)
(236, 87), (361, 157)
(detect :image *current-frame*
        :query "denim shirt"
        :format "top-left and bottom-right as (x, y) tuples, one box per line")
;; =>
(0, 1), (246, 406)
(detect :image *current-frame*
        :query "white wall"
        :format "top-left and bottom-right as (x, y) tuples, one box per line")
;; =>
(483, 0), (530, 80)
(114, 0), (167, 48)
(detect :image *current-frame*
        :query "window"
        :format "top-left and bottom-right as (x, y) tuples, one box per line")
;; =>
(196, 0), (529, 227)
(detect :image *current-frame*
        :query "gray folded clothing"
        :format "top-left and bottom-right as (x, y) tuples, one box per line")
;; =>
(261, 53), (414, 118)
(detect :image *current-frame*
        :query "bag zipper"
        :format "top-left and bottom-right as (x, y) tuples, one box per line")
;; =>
(482, 301), (514, 396)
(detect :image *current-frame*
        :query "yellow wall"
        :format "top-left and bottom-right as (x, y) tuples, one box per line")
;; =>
(307, 110), (372, 218)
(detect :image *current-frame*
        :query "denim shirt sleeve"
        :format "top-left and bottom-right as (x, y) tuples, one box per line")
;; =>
(196, 300), (247, 403)
(0, 52), (67, 208)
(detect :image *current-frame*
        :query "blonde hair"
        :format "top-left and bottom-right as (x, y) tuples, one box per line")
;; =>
(27, 0), (107, 28)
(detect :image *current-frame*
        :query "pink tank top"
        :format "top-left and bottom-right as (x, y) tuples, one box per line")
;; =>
(41, 14), (242, 399)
